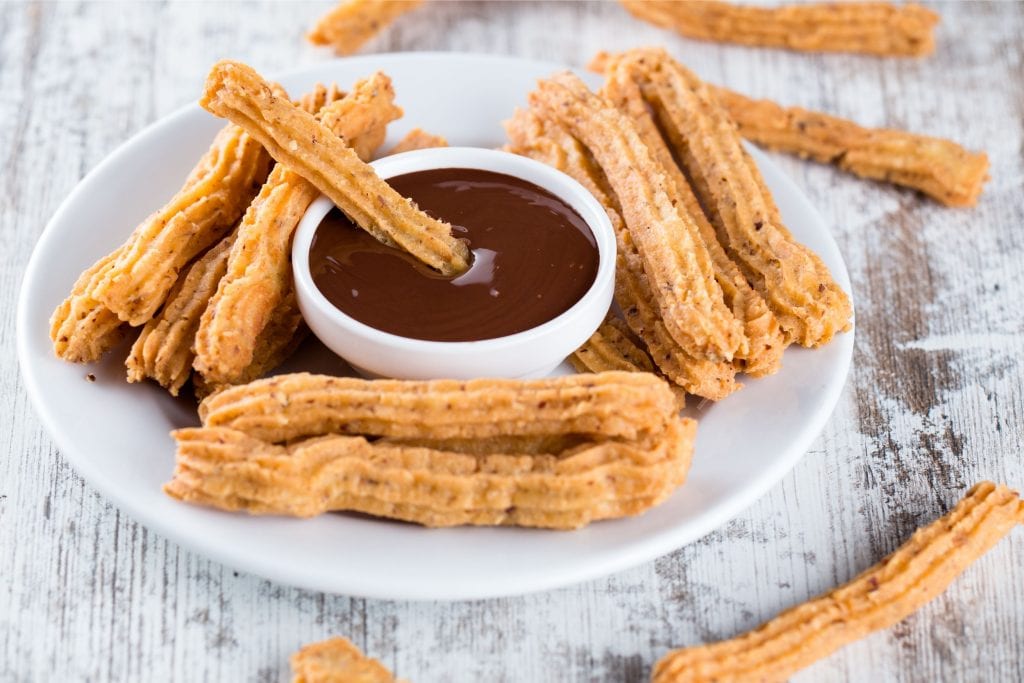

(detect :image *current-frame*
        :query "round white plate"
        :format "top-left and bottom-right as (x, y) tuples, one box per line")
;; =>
(18, 53), (854, 601)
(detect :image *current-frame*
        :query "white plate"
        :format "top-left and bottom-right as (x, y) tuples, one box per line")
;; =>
(18, 53), (854, 601)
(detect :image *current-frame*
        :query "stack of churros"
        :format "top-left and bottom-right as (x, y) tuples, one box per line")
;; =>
(165, 371), (696, 529)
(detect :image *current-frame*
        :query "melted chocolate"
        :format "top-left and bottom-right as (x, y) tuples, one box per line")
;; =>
(309, 168), (599, 342)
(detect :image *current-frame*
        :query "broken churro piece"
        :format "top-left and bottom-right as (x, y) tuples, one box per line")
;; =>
(620, 1), (939, 57)
(653, 482), (1024, 683)
(199, 371), (678, 444)
(292, 636), (399, 683)
(50, 247), (129, 363)
(384, 127), (449, 156)
(194, 73), (401, 387)
(200, 60), (470, 275)
(711, 87), (990, 207)
(307, 0), (423, 56)
(528, 72), (744, 363)
(619, 48), (852, 347)
(165, 417), (695, 529)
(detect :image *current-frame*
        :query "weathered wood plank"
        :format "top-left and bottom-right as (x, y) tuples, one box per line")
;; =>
(1, 1), (1021, 681)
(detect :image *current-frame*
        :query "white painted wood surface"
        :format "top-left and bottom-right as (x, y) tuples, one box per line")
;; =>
(2, 1), (1022, 681)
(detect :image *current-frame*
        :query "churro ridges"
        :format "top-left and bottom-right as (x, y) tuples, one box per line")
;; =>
(528, 72), (744, 363)
(200, 60), (470, 275)
(49, 248), (128, 363)
(385, 127), (449, 156)
(199, 371), (678, 444)
(292, 636), (400, 683)
(621, 0), (939, 57)
(626, 49), (852, 347)
(653, 482), (1024, 683)
(307, 0), (423, 56)
(165, 416), (695, 529)
(711, 86), (990, 207)
(600, 62), (786, 377)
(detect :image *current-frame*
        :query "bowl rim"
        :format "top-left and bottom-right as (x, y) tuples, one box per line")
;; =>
(291, 146), (617, 353)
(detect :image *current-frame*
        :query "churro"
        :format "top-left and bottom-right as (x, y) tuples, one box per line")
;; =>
(711, 86), (990, 207)
(49, 247), (128, 363)
(194, 73), (400, 387)
(307, 0), (423, 56)
(619, 48), (852, 347)
(653, 482), (1024, 683)
(505, 108), (739, 400)
(528, 72), (744, 363)
(600, 62), (786, 376)
(620, 1), (939, 57)
(199, 371), (677, 443)
(292, 636), (399, 683)
(165, 416), (695, 529)
(384, 127), (449, 156)
(200, 60), (469, 275)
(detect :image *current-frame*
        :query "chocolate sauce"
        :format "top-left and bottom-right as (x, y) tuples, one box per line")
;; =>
(309, 168), (599, 342)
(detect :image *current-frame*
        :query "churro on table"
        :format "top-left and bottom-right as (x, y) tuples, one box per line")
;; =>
(200, 60), (470, 276)
(653, 482), (1024, 682)
(292, 637), (400, 683)
(307, 0), (423, 56)
(620, 0), (940, 57)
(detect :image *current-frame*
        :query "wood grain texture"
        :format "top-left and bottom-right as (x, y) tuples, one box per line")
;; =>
(1, 1), (1022, 681)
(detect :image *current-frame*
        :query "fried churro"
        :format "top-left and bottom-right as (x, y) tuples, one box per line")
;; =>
(50, 248), (129, 363)
(654, 482), (1024, 682)
(619, 48), (852, 347)
(165, 416), (695, 529)
(292, 637), (400, 683)
(528, 72), (744, 363)
(505, 108), (739, 400)
(199, 371), (678, 444)
(200, 60), (469, 275)
(194, 73), (400, 387)
(620, 1), (939, 57)
(711, 86), (990, 207)
(384, 127), (449, 156)
(307, 0), (423, 56)
(600, 62), (786, 377)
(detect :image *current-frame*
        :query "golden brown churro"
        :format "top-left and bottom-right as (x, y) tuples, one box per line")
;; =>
(384, 127), (449, 156)
(200, 60), (470, 275)
(199, 371), (678, 444)
(91, 122), (274, 326)
(505, 108), (739, 400)
(50, 248), (129, 363)
(292, 636), (400, 683)
(653, 482), (1024, 683)
(307, 0), (423, 56)
(193, 73), (400, 387)
(165, 417), (695, 529)
(620, 1), (939, 57)
(600, 62), (786, 377)
(711, 86), (990, 207)
(620, 49), (852, 347)
(528, 72), (744, 363)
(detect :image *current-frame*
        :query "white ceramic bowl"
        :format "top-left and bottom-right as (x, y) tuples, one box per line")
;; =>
(291, 147), (616, 379)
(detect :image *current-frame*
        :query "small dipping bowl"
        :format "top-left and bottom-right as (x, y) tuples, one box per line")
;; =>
(292, 147), (616, 379)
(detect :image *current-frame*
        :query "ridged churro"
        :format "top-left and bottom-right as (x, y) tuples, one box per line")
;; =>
(90, 122), (273, 326)
(621, 48), (852, 347)
(711, 86), (990, 207)
(307, 0), (423, 56)
(653, 482), (1024, 683)
(165, 416), (695, 529)
(50, 247), (128, 363)
(620, 1), (939, 57)
(528, 72), (744, 363)
(505, 108), (739, 400)
(194, 74), (400, 387)
(600, 62), (786, 377)
(292, 636), (400, 683)
(200, 60), (469, 275)
(199, 371), (677, 444)
(384, 127), (449, 156)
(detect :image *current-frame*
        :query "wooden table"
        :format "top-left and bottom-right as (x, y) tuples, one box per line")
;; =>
(2, 2), (1022, 680)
